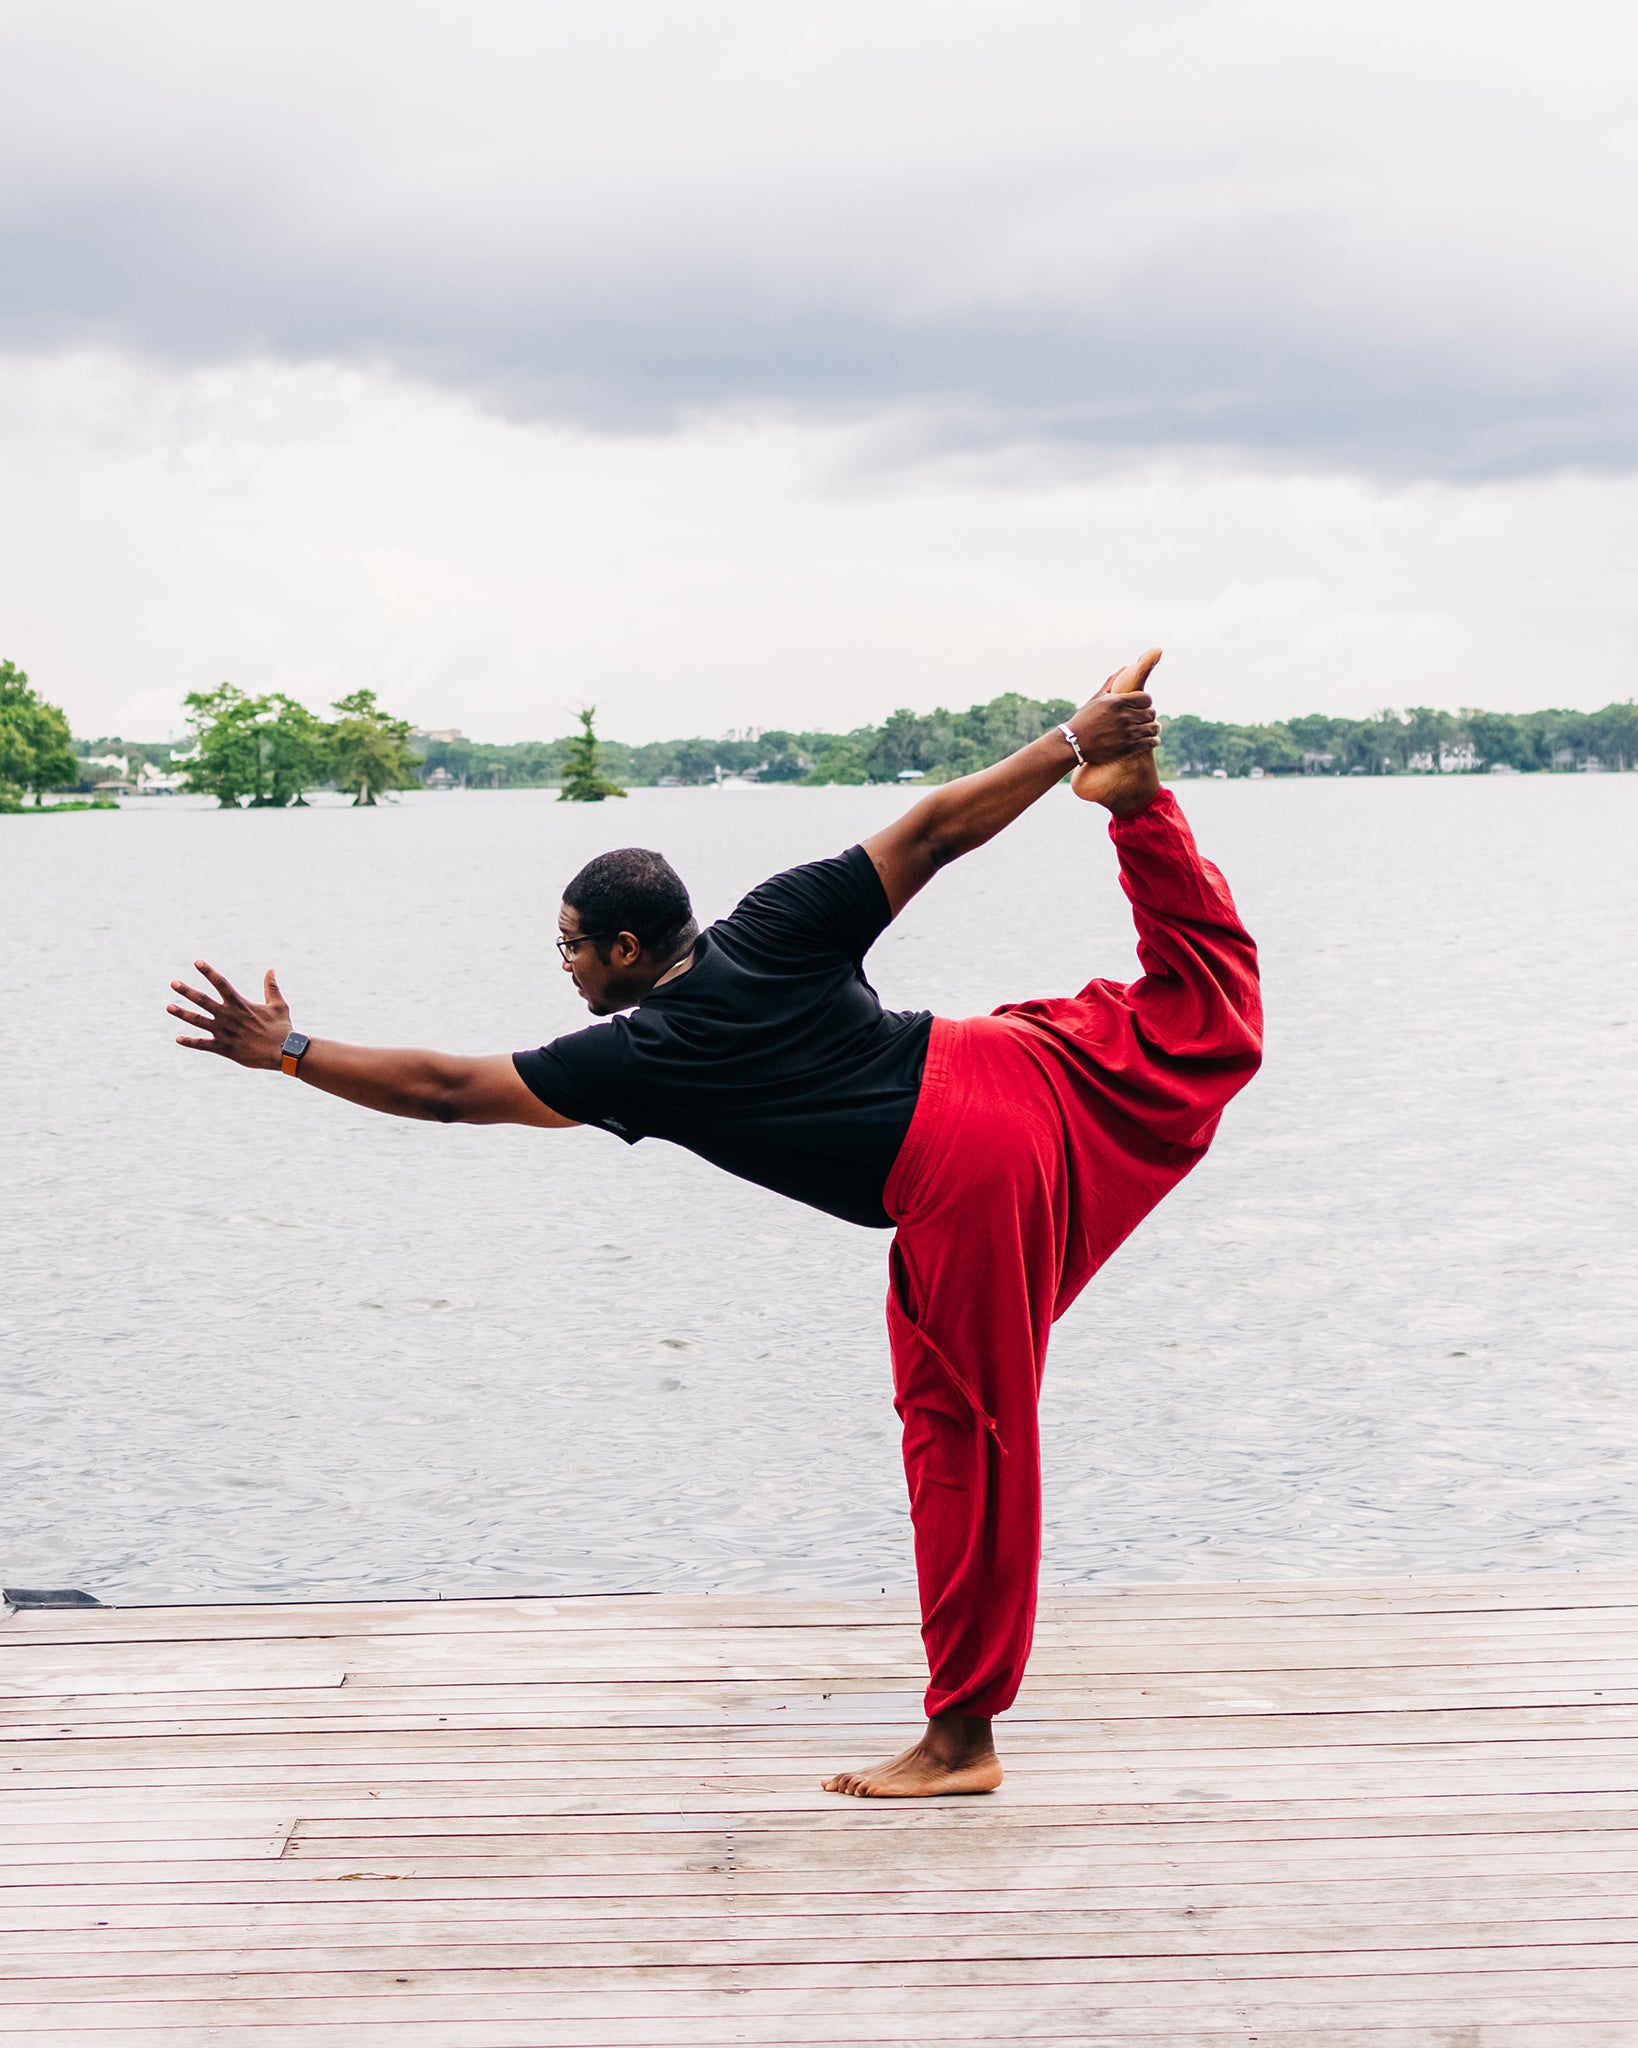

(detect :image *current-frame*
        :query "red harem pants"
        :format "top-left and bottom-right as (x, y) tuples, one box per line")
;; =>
(881, 788), (1263, 1719)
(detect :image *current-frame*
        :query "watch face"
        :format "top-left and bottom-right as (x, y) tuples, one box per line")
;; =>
(281, 1031), (311, 1058)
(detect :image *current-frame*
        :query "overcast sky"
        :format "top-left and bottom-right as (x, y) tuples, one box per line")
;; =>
(3, 0), (1635, 741)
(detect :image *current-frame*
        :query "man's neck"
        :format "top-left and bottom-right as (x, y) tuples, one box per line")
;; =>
(652, 941), (698, 990)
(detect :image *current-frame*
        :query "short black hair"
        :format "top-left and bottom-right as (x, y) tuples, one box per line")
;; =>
(562, 847), (696, 957)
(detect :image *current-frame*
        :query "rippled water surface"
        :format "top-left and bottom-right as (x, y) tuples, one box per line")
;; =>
(5, 776), (1637, 1600)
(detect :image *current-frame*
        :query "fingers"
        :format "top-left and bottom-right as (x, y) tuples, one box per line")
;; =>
(166, 1003), (216, 1030)
(264, 968), (283, 1006)
(193, 959), (244, 1005)
(175, 1035), (225, 1053)
(170, 979), (219, 1013)
(1094, 649), (1162, 701)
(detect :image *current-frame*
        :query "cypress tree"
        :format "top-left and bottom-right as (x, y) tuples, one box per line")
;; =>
(558, 706), (627, 802)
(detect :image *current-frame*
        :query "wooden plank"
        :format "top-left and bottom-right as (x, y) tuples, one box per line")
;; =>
(20, 1941), (1638, 2003)
(16, 1845), (1638, 1896)
(18, 1730), (1638, 1777)
(15, 1790), (1638, 1838)
(0, 1839), (288, 1867)
(15, 1970), (1638, 2023)
(7, 1895), (1638, 1944)
(247, 1838), (1638, 1879)
(15, 1758), (1638, 1803)
(8, 1891), (1638, 1942)
(12, 1670), (1638, 1716)
(15, 1802), (1638, 1851)
(11, 2026), (1638, 2048)
(17, 1794), (1638, 1838)
(14, 1916), (1638, 1979)
(0, 1819), (296, 1844)
(280, 1804), (1638, 1844)
(9, 1627), (1638, 1684)
(11, 1878), (1638, 1928)
(13, 1604), (1638, 1654)
(16, 1700), (1638, 1746)
(6, 2027), (1638, 2048)
(15, 1871), (1638, 1917)
(18, 1704), (1638, 1752)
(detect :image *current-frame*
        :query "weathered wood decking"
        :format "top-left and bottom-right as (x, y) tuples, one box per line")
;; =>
(5, 1577), (1638, 2045)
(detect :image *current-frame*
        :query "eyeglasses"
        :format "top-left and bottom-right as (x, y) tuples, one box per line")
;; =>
(555, 931), (616, 961)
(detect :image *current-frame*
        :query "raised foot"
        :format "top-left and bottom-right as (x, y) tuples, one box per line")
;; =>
(822, 1715), (1002, 1798)
(1071, 746), (1162, 815)
(1070, 647), (1163, 815)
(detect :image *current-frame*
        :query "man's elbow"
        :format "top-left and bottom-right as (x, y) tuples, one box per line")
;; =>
(422, 1059), (479, 1124)
(916, 803), (970, 870)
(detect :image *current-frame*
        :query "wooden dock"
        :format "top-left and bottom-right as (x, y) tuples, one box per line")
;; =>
(5, 1576), (1638, 2044)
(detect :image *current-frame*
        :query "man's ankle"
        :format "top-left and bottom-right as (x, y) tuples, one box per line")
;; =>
(927, 1710), (994, 1759)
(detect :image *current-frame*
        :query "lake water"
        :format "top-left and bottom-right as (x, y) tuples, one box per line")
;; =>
(5, 775), (1637, 1602)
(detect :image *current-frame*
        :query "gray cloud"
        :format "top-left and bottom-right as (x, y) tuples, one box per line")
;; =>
(3, 0), (1634, 476)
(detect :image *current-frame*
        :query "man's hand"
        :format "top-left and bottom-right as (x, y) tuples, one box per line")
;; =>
(1070, 647), (1165, 815)
(1064, 647), (1162, 766)
(864, 647), (1167, 914)
(168, 964), (291, 1068)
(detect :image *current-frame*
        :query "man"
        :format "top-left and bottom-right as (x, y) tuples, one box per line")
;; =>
(169, 649), (1261, 1796)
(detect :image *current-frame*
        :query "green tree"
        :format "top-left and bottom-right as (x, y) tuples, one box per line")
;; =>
(260, 694), (329, 806)
(1463, 709), (1530, 771)
(558, 706), (628, 802)
(802, 735), (870, 784)
(667, 738), (720, 787)
(1590, 700), (1638, 773)
(180, 683), (266, 807)
(866, 708), (939, 782)
(330, 688), (419, 805)
(755, 730), (814, 782)
(0, 660), (79, 806)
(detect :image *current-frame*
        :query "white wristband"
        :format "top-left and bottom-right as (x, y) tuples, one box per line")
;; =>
(1057, 721), (1087, 768)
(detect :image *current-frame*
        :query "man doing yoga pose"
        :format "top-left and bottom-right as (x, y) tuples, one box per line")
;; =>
(168, 650), (1262, 1797)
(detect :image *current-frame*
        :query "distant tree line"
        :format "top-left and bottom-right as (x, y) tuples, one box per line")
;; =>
(418, 693), (1638, 787)
(419, 691), (1085, 789)
(11, 646), (1638, 814)
(1161, 702), (1638, 777)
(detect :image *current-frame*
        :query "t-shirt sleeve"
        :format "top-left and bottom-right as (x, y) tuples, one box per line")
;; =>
(512, 1026), (642, 1143)
(712, 844), (892, 966)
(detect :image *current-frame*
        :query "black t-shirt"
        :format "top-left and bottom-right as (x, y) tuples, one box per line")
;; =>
(513, 845), (932, 1228)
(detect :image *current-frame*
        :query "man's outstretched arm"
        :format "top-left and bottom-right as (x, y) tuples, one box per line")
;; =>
(861, 650), (1162, 917)
(167, 964), (577, 1128)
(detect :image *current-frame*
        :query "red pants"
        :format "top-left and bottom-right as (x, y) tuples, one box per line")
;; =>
(882, 789), (1263, 1718)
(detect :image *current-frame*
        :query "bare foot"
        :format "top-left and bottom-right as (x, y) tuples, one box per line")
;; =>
(822, 1712), (1003, 1798)
(1072, 647), (1164, 815)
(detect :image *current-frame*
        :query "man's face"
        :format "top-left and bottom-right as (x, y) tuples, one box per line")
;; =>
(557, 901), (648, 1016)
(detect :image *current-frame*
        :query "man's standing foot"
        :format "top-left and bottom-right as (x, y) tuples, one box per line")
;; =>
(822, 1711), (1002, 1797)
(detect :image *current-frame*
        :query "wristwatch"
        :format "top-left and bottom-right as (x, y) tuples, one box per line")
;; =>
(280, 1030), (311, 1077)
